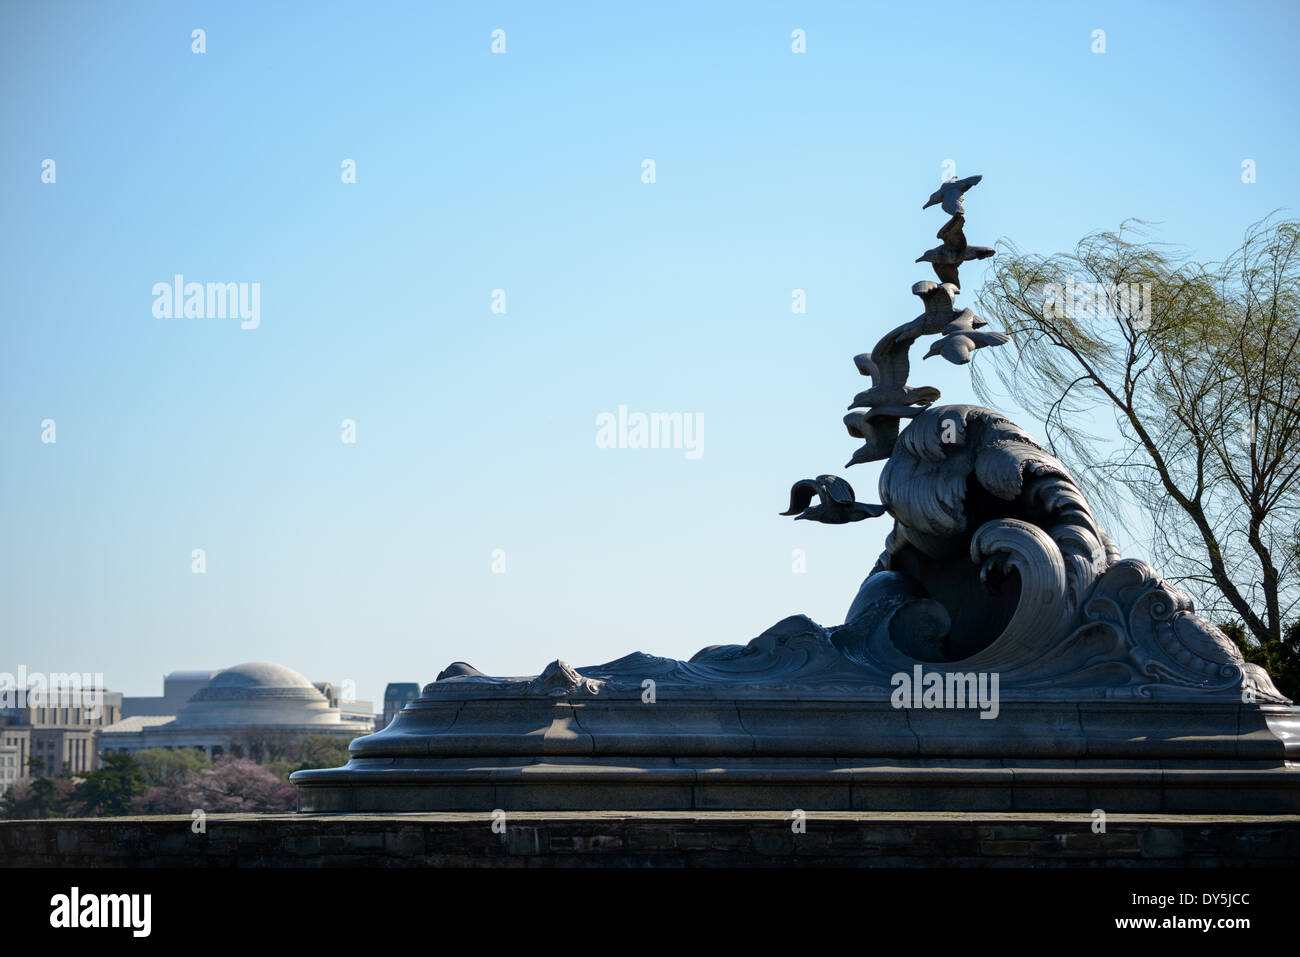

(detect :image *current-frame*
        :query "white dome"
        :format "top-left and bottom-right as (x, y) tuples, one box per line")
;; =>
(177, 662), (341, 728)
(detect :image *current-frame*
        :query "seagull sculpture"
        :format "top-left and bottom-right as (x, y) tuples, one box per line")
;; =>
(783, 171), (1012, 517)
(915, 214), (996, 288)
(922, 329), (1011, 364)
(941, 308), (987, 335)
(846, 282), (988, 409)
(922, 175), (983, 216)
(779, 475), (887, 523)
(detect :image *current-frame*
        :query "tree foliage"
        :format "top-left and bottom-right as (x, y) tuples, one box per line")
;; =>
(1, 774), (75, 819)
(72, 751), (148, 816)
(133, 756), (295, 813)
(1, 748), (300, 818)
(133, 746), (212, 787)
(1220, 619), (1300, 700)
(973, 215), (1300, 695)
(234, 732), (352, 781)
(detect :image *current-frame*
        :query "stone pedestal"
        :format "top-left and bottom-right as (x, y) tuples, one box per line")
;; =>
(293, 634), (1300, 813)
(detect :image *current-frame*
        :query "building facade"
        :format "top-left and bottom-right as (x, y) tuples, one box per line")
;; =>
(312, 683), (375, 729)
(121, 669), (219, 718)
(98, 662), (372, 758)
(0, 691), (124, 778)
(381, 682), (420, 730)
(0, 744), (20, 788)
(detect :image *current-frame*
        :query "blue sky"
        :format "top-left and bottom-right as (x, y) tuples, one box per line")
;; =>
(2, 0), (1296, 705)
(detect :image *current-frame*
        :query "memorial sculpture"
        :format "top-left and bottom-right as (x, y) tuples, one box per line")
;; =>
(294, 175), (1300, 813)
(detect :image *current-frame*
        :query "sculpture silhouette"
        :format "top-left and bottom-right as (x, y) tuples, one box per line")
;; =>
(779, 174), (1283, 693)
(293, 169), (1295, 818)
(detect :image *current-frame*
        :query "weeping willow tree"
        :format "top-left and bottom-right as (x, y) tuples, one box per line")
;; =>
(972, 216), (1300, 687)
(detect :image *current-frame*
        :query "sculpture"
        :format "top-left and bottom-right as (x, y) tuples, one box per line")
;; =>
(293, 174), (1297, 814)
(770, 175), (1283, 696)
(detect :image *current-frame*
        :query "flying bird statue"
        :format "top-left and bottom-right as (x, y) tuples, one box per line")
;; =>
(915, 213), (996, 288)
(941, 308), (987, 336)
(779, 475), (887, 524)
(845, 281), (986, 411)
(784, 172), (1011, 513)
(922, 328), (1011, 364)
(921, 174), (983, 216)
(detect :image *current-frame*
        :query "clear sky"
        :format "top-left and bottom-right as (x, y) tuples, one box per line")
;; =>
(2, 0), (1296, 705)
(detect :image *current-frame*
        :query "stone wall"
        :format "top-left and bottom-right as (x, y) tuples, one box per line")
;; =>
(3, 811), (1298, 867)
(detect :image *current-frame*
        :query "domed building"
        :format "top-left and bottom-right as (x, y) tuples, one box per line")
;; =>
(98, 662), (373, 759)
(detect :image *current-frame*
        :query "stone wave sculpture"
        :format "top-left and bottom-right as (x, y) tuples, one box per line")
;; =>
(293, 172), (1297, 815)
(427, 174), (1285, 705)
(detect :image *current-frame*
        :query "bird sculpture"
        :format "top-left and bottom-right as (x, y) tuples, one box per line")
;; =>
(780, 475), (887, 523)
(846, 282), (962, 411)
(940, 309), (986, 336)
(922, 329), (1011, 364)
(921, 175), (984, 216)
(766, 171), (1260, 680)
(784, 172), (1012, 522)
(915, 214), (995, 288)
